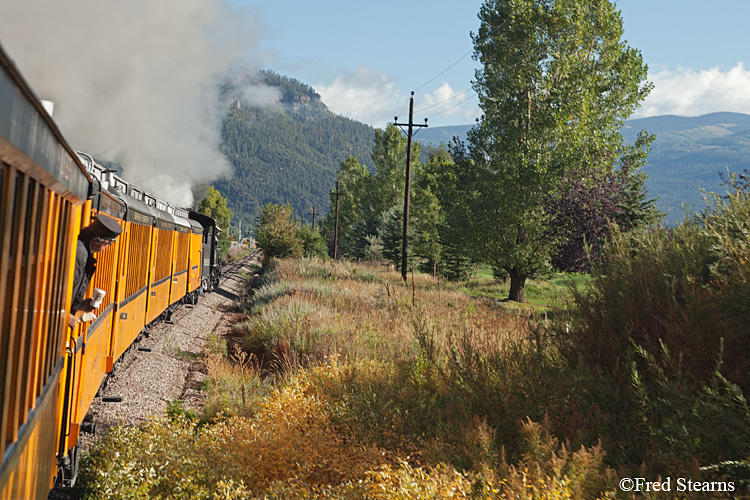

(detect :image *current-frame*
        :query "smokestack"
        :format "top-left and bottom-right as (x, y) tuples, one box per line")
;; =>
(41, 99), (54, 117)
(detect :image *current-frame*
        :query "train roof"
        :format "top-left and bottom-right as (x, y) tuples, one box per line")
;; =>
(0, 42), (90, 200)
(78, 151), (192, 231)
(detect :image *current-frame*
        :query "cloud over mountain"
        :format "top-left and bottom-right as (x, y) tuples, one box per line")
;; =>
(315, 66), (405, 129)
(636, 63), (750, 118)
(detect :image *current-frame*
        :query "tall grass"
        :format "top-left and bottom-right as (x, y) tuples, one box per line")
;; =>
(569, 189), (750, 475)
(78, 195), (750, 500)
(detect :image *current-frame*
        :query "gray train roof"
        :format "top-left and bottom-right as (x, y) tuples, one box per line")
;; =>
(0, 42), (89, 199)
(78, 151), (193, 231)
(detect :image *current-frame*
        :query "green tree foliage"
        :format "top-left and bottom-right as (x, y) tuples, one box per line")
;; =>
(254, 203), (303, 264)
(411, 146), (450, 274)
(198, 186), (232, 258)
(297, 225), (328, 259)
(319, 156), (370, 258)
(450, 0), (652, 301)
(320, 124), (422, 269)
(214, 70), (375, 233)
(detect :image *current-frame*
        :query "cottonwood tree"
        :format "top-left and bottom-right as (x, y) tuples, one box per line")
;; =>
(452, 0), (652, 301)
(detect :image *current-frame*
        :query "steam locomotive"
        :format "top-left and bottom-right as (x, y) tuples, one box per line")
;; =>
(0, 42), (222, 498)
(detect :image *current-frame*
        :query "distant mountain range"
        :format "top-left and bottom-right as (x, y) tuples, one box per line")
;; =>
(418, 112), (750, 225)
(212, 70), (750, 229)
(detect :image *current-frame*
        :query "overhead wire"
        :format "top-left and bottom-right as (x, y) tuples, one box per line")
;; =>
(414, 88), (473, 114)
(393, 14), (513, 123)
(423, 42), (550, 121)
(412, 48), (474, 93)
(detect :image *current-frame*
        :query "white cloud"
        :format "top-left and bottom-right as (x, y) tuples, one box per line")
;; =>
(636, 63), (750, 118)
(315, 66), (405, 128)
(418, 83), (479, 124)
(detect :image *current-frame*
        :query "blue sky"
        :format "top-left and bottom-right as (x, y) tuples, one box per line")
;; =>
(234, 0), (750, 128)
(2, 0), (748, 203)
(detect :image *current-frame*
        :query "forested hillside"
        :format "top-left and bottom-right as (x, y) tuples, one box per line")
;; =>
(213, 70), (375, 231)
(211, 68), (750, 232)
(621, 112), (750, 223)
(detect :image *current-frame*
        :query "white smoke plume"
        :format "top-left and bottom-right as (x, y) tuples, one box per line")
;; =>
(0, 0), (265, 207)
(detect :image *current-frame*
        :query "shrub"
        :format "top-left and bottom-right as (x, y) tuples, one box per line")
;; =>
(572, 190), (750, 392)
(569, 188), (750, 470)
(297, 225), (328, 259)
(254, 203), (303, 264)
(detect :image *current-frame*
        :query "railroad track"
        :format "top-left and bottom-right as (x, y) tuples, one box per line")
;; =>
(48, 254), (260, 499)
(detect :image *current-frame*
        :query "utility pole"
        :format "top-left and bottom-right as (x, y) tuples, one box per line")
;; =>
(333, 181), (341, 259)
(309, 205), (317, 229)
(394, 91), (427, 281)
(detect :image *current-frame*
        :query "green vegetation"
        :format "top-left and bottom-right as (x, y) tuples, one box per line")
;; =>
(197, 186), (232, 258)
(447, 0), (655, 301)
(421, 114), (750, 228)
(213, 70), (375, 233)
(74, 1), (750, 496)
(77, 185), (749, 499)
(253, 203), (304, 264)
(253, 203), (329, 265)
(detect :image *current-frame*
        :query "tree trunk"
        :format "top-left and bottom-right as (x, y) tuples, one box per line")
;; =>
(508, 268), (527, 303)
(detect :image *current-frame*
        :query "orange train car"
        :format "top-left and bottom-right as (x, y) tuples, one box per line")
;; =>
(0, 42), (90, 499)
(0, 42), (220, 499)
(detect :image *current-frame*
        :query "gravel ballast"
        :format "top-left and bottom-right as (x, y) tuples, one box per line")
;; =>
(49, 254), (258, 499)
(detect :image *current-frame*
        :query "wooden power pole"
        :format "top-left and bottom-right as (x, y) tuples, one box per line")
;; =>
(333, 181), (341, 259)
(394, 92), (427, 281)
(309, 205), (317, 229)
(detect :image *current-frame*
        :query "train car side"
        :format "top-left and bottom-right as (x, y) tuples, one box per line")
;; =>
(0, 42), (89, 499)
(1, 41), (224, 499)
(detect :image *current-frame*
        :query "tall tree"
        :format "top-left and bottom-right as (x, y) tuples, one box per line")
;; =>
(453, 0), (652, 301)
(321, 124), (422, 264)
(319, 156), (369, 258)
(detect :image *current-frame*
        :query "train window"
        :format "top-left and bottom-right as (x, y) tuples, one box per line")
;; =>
(22, 179), (36, 257)
(125, 223), (150, 297)
(7, 173), (23, 259)
(175, 232), (189, 273)
(154, 228), (174, 281)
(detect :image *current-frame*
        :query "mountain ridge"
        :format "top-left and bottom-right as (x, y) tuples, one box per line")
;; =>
(212, 71), (750, 229)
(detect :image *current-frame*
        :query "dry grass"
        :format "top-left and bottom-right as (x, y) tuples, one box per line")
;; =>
(84, 256), (721, 499)
(235, 257), (534, 370)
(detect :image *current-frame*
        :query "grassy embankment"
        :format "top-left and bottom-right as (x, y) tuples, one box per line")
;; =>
(76, 190), (750, 499)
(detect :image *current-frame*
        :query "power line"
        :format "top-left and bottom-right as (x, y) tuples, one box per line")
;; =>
(426, 92), (478, 121)
(408, 16), (511, 98)
(414, 88), (473, 114)
(413, 49), (473, 93)
(422, 44), (551, 121)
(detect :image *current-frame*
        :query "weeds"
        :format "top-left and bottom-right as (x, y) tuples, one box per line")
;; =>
(79, 192), (750, 499)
